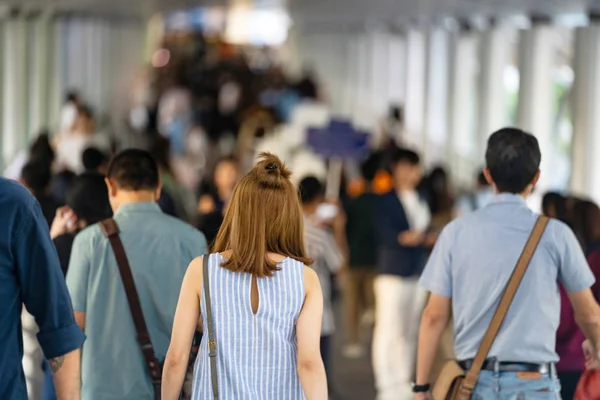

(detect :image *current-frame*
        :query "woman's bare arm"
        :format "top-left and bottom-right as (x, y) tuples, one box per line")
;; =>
(162, 256), (203, 400)
(297, 266), (328, 400)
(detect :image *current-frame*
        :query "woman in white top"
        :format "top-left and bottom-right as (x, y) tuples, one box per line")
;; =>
(162, 153), (328, 400)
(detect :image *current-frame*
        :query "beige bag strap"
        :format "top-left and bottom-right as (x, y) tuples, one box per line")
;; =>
(459, 215), (549, 395)
(203, 254), (219, 399)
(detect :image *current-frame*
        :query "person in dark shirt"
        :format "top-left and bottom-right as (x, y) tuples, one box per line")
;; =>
(342, 154), (379, 359)
(49, 173), (113, 275)
(20, 161), (59, 227)
(0, 177), (85, 399)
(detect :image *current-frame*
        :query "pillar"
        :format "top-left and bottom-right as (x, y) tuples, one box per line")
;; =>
(478, 23), (511, 156)
(404, 28), (427, 152)
(424, 26), (450, 166)
(29, 15), (53, 135)
(447, 25), (479, 184)
(3, 16), (29, 165)
(571, 19), (600, 201)
(516, 20), (554, 189)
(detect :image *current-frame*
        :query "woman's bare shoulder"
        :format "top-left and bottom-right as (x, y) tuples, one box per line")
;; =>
(302, 265), (319, 291)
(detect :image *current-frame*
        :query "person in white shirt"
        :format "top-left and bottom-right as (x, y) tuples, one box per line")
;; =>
(55, 106), (109, 174)
(372, 148), (434, 400)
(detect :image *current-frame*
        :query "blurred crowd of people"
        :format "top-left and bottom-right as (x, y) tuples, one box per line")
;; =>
(5, 35), (600, 400)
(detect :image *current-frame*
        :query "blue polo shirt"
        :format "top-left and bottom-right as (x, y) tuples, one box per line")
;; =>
(67, 202), (207, 399)
(420, 193), (594, 363)
(0, 178), (85, 399)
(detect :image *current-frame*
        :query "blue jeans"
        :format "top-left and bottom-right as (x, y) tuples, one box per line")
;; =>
(473, 370), (562, 399)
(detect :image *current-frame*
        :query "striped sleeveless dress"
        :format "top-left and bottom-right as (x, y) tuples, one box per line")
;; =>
(192, 253), (306, 400)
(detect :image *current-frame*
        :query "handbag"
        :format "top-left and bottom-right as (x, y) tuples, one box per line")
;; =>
(100, 218), (201, 400)
(203, 254), (219, 399)
(575, 371), (600, 399)
(432, 216), (549, 400)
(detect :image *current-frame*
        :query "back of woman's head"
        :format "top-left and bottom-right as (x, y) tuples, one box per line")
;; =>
(571, 199), (600, 251)
(67, 173), (113, 226)
(213, 152), (312, 277)
(29, 132), (54, 166)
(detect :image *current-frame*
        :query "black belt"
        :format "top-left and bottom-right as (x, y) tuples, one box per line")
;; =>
(458, 359), (554, 374)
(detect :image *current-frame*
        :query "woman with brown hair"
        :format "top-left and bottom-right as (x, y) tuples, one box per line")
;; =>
(162, 153), (328, 400)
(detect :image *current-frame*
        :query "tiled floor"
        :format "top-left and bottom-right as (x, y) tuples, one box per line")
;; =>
(329, 300), (376, 400)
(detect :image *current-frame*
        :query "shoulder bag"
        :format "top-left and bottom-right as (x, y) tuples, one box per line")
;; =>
(432, 215), (549, 400)
(100, 218), (202, 400)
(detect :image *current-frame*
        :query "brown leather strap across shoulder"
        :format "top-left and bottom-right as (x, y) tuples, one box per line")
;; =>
(99, 218), (162, 399)
(459, 215), (549, 396)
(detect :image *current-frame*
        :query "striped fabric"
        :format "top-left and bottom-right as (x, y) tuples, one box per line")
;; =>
(303, 217), (344, 336)
(192, 253), (306, 400)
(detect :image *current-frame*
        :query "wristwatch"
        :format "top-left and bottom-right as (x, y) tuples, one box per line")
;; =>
(412, 383), (431, 393)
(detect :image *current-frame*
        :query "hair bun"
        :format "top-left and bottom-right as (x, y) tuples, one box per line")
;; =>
(265, 163), (279, 172)
(254, 152), (291, 187)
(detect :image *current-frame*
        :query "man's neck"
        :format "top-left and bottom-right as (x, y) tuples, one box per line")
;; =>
(114, 191), (156, 211)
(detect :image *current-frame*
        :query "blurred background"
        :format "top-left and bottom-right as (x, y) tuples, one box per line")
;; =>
(7, 0), (600, 399)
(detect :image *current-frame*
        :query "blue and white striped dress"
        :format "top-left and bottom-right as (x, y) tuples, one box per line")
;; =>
(192, 253), (306, 400)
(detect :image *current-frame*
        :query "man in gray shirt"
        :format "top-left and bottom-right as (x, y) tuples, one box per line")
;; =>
(414, 128), (600, 399)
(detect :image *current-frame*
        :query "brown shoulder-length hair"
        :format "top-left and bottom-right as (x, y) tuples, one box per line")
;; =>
(213, 152), (313, 277)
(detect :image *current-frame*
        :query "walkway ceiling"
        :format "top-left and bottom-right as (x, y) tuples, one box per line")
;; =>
(0, 0), (597, 20)
(290, 0), (595, 24)
(0, 0), (286, 18)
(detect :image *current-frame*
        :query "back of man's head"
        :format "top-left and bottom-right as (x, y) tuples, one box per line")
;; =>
(361, 153), (380, 183)
(298, 176), (324, 205)
(485, 128), (541, 194)
(21, 161), (52, 196)
(106, 149), (159, 191)
(391, 148), (420, 168)
(82, 147), (107, 172)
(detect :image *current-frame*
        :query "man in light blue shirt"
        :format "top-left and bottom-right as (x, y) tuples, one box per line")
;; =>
(67, 149), (207, 400)
(414, 128), (600, 399)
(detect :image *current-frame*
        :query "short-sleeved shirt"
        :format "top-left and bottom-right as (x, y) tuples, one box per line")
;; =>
(304, 216), (344, 336)
(0, 178), (85, 399)
(420, 193), (595, 363)
(67, 202), (207, 400)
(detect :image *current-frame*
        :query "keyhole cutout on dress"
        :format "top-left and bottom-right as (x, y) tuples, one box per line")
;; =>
(251, 274), (260, 315)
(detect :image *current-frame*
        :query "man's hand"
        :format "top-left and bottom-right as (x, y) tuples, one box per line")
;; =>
(413, 392), (432, 400)
(583, 339), (600, 370)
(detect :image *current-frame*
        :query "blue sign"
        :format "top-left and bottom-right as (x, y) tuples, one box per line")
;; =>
(306, 119), (370, 160)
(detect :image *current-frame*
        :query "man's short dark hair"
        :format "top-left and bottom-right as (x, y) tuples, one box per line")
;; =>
(298, 176), (324, 205)
(21, 161), (51, 195)
(391, 148), (420, 167)
(485, 128), (541, 194)
(106, 149), (159, 191)
(67, 173), (112, 225)
(361, 153), (380, 182)
(82, 147), (107, 172)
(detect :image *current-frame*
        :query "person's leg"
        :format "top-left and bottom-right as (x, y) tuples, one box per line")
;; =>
(396, 277), (427, 396)
(320, 335), (331, 377)
(344, 269), (361, 347)
(557, 371), (581, 400)
(372, 275), (404, 400)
